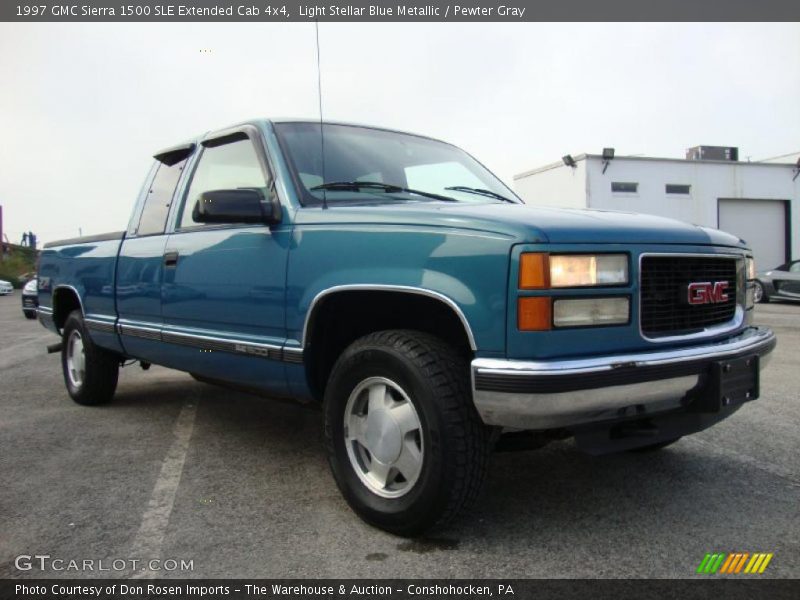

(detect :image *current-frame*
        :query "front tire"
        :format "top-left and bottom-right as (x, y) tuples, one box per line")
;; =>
(61, 310), (120, 405)
(324, 330), (490, 536)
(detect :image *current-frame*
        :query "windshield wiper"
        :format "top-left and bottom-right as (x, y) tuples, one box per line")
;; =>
(311, 181), (458, 202)
(444, 185), (516, 203)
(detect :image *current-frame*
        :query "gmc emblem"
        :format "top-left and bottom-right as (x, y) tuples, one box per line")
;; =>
(687, 281), (730, 305)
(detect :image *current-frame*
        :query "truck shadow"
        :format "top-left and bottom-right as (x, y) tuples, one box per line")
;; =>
(107, 370), (788, 576)
(464, 440), (786, 566)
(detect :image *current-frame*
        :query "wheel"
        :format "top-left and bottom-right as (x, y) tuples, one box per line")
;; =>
(324, 330), (490, 536)
(627, 437), (682, 453)
(753, 281), (768, 303)
(23, 310), (37, 320)
(61, 310), (120, 405)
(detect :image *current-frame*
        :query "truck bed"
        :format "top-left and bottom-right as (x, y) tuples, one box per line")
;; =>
(42, 231), (125, 250)
(38, 232), (125, 344)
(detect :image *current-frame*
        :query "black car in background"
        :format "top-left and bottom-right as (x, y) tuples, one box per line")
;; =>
(22, 278), (38, 319)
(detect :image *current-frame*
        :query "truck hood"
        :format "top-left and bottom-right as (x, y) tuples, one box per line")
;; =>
(443, 204), (746, 246)
(299, 202), (747, 248)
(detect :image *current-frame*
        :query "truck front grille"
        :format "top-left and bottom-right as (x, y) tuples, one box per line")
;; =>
(640, 255), (738, 338)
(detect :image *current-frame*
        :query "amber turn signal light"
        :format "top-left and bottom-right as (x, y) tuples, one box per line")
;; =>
(518, 297), (552, 331)
(519, 253), (549, 289)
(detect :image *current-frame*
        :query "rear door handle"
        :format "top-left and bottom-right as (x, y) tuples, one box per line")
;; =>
(163, 251), (179, 268)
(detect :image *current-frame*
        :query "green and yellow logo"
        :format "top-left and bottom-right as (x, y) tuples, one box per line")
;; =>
(697, 552), (774, 574)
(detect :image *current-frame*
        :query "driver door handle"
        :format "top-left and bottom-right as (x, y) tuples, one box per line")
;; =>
(163, 251), (179, 268)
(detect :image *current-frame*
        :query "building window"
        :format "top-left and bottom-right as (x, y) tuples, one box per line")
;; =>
(666, 184), (691, 195)
(611, 182), (638, 193)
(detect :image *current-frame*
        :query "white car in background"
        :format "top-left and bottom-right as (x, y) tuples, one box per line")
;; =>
(0, 279), (14, 295)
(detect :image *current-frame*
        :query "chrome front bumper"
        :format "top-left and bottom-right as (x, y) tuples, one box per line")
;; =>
(471, 327), (776, 430)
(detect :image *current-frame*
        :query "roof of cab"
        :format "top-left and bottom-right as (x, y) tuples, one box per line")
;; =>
(267, 118), (446, 143)
(153, 118), (452, 162)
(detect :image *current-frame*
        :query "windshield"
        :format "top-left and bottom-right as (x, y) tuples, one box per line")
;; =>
(273, 122), (520, 206)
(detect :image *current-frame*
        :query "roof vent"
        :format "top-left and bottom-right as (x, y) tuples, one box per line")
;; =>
(686, 146), (739, 161)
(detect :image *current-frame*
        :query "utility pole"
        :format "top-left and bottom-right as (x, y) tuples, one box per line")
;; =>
(0, 204), (4, 262)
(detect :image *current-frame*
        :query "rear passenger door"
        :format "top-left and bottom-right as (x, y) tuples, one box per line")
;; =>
(117, 146), (192, 361)
(160, 127), (291, 395)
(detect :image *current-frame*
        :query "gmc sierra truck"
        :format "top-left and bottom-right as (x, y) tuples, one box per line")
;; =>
(37, 119), (776, 535)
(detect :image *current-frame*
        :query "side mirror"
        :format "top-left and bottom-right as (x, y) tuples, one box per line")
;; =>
(191, 188), (276, 225)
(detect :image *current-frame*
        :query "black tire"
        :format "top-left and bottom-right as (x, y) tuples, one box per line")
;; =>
(23, 310), (37, 320)
(61, 310), (119, 406)
(754, 281), (769, 303)
(627, 437), (682, 453)
(324, 330), (490, 536)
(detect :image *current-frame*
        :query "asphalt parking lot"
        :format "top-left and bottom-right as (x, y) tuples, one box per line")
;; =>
(0, 294), (798, 579)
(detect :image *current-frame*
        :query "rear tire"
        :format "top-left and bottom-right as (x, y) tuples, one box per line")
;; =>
(23, 310), (36, 320)
(324, 330), (490, 536)
(61, 310), (119, 405)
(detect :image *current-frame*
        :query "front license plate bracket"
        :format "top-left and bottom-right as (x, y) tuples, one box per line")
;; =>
(690, 355), (760, 413)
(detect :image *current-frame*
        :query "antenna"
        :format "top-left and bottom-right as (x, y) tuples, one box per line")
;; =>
(314, 20), (328, 209)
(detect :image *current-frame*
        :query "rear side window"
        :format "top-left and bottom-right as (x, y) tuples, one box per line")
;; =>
(136, 160), (186, 236)
(178, 138), (267, 229)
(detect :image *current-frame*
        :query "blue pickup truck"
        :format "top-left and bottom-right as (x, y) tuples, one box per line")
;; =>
(37, 119), (776, 535)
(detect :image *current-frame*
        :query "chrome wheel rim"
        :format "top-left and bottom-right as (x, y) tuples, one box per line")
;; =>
(754, 283), (763, 303)
(344, 376), (424, 498)
(66, 330), (86, 388)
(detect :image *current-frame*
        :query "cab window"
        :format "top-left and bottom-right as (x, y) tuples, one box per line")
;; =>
(136, 159), (186, 236)
(178, 138), (268, 229)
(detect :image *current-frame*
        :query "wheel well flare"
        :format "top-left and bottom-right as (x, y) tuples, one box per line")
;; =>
(304, 289), (474, 400)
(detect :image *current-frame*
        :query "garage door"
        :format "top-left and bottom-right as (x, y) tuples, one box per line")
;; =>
(718, 198), (787, 270)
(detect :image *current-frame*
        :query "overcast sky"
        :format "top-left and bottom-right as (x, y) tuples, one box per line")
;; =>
(0, 22), (798, 245)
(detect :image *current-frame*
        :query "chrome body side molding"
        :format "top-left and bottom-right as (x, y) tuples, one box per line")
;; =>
(114, 319), (302, 364)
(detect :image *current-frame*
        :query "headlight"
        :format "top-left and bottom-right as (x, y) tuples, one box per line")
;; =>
(746, 257), (756, 280)
(553, 297), (630, 328)
(550, 255), (628, 287)
(520, 253), (629, 288)
(23, 280), (37, 293)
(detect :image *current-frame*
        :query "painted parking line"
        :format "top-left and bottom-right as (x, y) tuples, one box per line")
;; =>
(129, 400), (197, 579)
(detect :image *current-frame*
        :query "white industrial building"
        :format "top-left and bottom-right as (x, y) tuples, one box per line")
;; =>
(513, 147), (799, 270)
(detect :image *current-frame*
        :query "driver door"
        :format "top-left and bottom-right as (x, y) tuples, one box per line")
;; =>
(160, 128), (291, 396)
